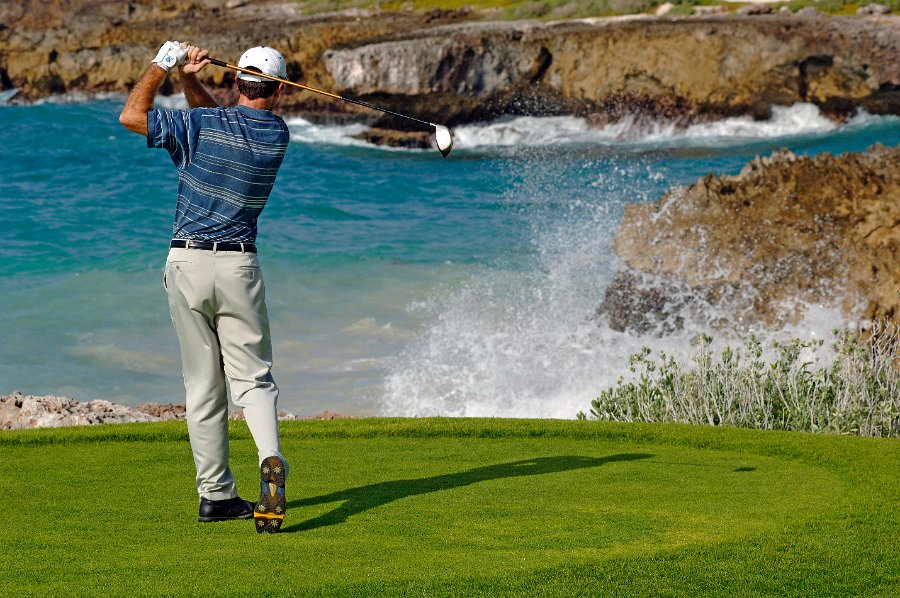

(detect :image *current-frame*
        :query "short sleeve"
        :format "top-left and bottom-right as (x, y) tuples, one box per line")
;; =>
(146, 108), (190, 168)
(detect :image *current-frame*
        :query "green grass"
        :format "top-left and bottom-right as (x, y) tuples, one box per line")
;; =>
(2, 418), (898, 595)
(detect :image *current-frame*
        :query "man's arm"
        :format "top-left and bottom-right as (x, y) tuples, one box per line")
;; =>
(179, 45), (217, 108)
(120, 41), (189, 135)
(119, 64), (168, 136)
(119, 42), (215, 135)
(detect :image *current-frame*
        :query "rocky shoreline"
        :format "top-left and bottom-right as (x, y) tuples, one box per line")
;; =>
(0, 392), (351, 430)
(599, 144), (900, 335)
(1, 1), (898, 145)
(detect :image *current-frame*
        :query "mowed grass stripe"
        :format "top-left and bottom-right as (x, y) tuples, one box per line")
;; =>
(1, 419), (897, 596)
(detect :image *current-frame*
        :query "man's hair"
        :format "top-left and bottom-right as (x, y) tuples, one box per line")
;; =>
(236, 67), (280, 100)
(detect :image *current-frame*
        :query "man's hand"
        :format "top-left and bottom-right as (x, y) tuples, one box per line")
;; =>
(177, 43), (218, 108)
(151, 41), (188, 72)
(180, 44), (211, 75)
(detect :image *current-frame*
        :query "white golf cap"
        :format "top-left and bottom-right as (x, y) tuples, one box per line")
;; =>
(237, 46), (287, 82)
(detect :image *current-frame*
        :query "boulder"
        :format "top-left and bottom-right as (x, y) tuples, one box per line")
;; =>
(352, 128), (435, 150)
(736, 5), (775, 16)
(858, 4), (891, 15)
(598, 145), (900, 334)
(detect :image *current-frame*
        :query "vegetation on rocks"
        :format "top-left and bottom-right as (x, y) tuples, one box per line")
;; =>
(292, 0), (899, 17)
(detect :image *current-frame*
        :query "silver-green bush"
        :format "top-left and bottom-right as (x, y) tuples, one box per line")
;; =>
(585, 322), (900, 437)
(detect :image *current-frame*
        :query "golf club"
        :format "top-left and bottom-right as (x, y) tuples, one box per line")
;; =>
(209, 57), (453, 158)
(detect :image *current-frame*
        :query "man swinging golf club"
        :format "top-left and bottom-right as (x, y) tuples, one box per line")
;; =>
(120, 41), (288, 533)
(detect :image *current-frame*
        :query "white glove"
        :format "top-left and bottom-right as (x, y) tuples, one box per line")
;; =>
(151, 41), (188, 71)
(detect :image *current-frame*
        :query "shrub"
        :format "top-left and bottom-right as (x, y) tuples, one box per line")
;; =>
(586, 322), (900, 437)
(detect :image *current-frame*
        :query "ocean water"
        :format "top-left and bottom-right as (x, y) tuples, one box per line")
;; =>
(1, 96), (898, 417)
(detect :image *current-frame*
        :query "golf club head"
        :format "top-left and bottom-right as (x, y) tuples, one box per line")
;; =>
(434, 125), (453, 158)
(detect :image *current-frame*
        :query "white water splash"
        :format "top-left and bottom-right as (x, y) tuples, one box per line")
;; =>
(379, 156), (641, 418)
(0, 88), (21, 105)
(284, 114), (372, 147)
(277, 103), (885, 153)
(377, 136), (864, 419)
(380, 265), (855, 419)
(673, 104), (838, 142)
(453, 104), (846, 150)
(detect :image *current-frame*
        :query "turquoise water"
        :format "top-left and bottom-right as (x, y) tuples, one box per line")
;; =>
(2, 98), (898, 417)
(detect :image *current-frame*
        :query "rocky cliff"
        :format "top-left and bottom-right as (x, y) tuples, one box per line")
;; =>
(324, 13), (900, 129)
(598, 144), (900, 334)
(2, 1), (899, 131)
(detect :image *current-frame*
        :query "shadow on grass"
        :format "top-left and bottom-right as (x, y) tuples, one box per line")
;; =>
(283, 453), (653, 533)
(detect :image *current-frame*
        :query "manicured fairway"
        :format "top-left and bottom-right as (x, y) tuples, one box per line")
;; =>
(1, 419), (897, 596)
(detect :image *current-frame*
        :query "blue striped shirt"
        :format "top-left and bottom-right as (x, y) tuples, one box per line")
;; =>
(147, 105), (290, 243)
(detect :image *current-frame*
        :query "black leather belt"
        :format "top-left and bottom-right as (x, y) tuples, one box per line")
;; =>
(170, 239), (257, 253)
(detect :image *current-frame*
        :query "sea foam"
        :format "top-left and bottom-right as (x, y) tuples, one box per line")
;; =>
(452, 104), (848, 150)
(279, 103), (882, 155)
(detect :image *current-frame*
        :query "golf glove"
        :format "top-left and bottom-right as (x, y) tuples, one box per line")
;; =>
(151, 41), (188, 71)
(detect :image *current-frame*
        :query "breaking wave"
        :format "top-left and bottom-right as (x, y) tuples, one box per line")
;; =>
(372, 106), (896, 418)
(285, 103), (898, 153)
(448, 104), (894, 150)
(285, 115), (373, 148)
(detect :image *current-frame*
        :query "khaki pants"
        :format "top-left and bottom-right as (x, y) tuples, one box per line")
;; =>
(164, 247), (287, 500)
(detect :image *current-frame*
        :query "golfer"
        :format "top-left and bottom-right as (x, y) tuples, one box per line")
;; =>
(120, 42), (289, 533)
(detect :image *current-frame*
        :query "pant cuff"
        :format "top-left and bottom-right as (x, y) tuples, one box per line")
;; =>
(200, 490), (239, 501)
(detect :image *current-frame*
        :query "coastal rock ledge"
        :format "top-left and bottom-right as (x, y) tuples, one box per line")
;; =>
(0, 392), (178, 430)
(1, 1), (898, 131)
(599, 144), (900, 334)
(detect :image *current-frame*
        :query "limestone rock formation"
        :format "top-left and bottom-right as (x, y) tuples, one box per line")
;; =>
(598, 144), (900, 334)
(0, 392), (329, 429)
(323, 14), (900, 127)
(0, 392), (164, 429)
(0, 0), (471, 122)
(1, 1), (898, 131)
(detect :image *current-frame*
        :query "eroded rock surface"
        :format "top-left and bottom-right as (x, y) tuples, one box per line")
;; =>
(0, 392), (164, 429)
(599, 144), (900, 334)
(1, 1), (898, 131)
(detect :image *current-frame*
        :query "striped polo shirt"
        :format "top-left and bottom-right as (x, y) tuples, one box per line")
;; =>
(147, 105), (290, 243)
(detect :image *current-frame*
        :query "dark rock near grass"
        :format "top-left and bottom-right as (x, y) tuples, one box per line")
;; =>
(134, 402), (187, 420)
(352, 128), (434, 150)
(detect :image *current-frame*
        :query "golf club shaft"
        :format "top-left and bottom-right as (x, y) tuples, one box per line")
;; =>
(208, 58), (437, 129)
